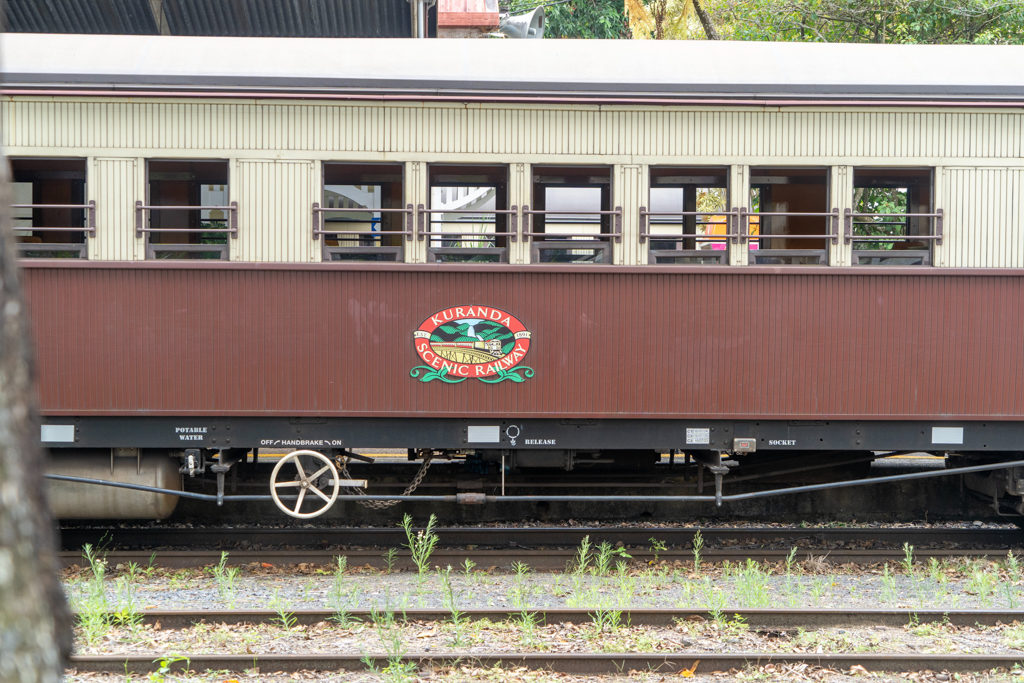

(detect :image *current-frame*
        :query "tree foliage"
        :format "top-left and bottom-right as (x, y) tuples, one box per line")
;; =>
(503, 0), (1024, 43)
(625, 0), (720, 39)
(502, 0), (629, 39)
(703, 0), (1024, 44)
(853, 187), (909, 249)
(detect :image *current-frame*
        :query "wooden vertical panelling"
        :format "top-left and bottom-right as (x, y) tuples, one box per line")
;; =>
(21, 264), (1024, 420)
(830, 166), (852, 266)
(730, 165), (750, 266)
(615, 165), (643, 265)
(3, 99), (1022, 161)
(509, 162), (530, 264)
(933, 166), (947, 267)
(233, 160), (316, 262)
(90, 157), (140, 261)
(404, 161), (427, 264)
(942, 167), (1024, 268)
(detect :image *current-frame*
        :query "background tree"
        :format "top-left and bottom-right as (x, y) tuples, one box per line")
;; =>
(504, 0), (1024, 43)
(0, 153), (73, 679)
(502, 0), (629, 39)
(625, 0), (720, 39)
(702, 0), (1024, 44)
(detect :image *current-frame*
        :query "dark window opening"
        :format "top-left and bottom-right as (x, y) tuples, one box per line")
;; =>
(11, 158), (89, 259)
(145, 160), (231, 260)
(647, 167), (729, 265)
(427, 165), (509, 263)
(850, 168), (935, 266)
(319, 163), (406, 262)
(749, 167), (832, 265)
(530, 166), (615, 264)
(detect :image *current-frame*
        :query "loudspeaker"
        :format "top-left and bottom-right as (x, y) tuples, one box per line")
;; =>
(499, 7), (545, 39)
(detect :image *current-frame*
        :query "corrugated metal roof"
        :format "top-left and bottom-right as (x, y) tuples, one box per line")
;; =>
(5, 0), (158, 34)
(3, 0), (418, 37)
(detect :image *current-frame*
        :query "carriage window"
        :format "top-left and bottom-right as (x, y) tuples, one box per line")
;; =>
(10, 158), (91, 259)
(645, 167), (729, 264)
(427, 165), (509, 263)
(849, 169), (937, 266)
(748, 167), (834, 265)
(141, 160), (233, 260)
(528, 166), (618, 264)
(317, 163), (408, 262)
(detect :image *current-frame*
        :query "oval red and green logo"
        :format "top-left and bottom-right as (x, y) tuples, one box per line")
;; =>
(411, 305), (534, 384)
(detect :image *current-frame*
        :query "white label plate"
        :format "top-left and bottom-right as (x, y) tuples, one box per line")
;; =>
(931, 427), (964, 445)
(686, 428), (711, 445)
(467, 425), (500, 443)
(41, 424), (75, 443)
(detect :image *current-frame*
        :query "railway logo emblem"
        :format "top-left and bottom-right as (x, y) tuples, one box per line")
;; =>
(411, 305), (534, 384)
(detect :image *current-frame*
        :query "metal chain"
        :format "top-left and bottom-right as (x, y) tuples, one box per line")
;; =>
(337, 451), (434, 509)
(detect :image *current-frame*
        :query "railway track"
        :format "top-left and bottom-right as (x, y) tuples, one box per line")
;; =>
(86, 607), (1024, 629)
(61, 524), (1024, 549)
(69, 608), (1024, 676)
(59, 525), (1024, 568)
(58, 546), (1023, 569)
(67, 652), (1024, 676)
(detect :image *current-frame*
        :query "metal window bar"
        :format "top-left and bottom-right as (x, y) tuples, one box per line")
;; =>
(134, 200), (237, 237)
(135, 202), (236, 237)
(843, 209), (943, 245)
(844, 209), (942, 266)
(742, 207), (839, 265)
(313, 203), (413, 262)
(522, 206), (622, 264)
(136, 201), (236, 261)
(419, 206), (518, 263)
(12, 200), (96, 259)
(640, 207), (738, 265)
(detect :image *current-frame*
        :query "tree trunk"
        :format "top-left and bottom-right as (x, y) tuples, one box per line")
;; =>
(0, 156), (73, 679)
(692, 0), (720, 40)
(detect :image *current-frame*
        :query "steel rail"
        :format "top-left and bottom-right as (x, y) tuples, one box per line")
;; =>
(59, 525), (1024, 551)
(68, 652), (1024, 676)
(57, 547), (1021, 570)
(92, 608), (1024, 630)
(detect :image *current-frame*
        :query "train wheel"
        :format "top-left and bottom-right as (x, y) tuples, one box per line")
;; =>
(269, 450), (340, 519)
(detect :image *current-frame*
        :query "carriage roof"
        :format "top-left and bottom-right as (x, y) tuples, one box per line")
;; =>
(3, 33), (1024, 103)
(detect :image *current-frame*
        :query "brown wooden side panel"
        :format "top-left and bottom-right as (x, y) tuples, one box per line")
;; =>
(20, 264), (1024, 420)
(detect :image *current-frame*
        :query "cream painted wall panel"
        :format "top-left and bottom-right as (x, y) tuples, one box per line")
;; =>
(233, 159), (315, 262)
(610, 163), (643, 266)
(404, 161), (427, 264)
(90, 157), (139, 261)
(729, 164), (750, 266)
(508, 163), (530, 264)
(11, 99), (1024, 161)
(942, 168), (1024, 268)
(829, 165), (852, 267)
(7, 98), (1024, 164)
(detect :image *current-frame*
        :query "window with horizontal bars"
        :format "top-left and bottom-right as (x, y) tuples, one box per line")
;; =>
(527, 166), (618, 264)
(143, 159), (232, 260)
(748, 167), (835, 266)
(317, 162), (408, 262)
(11, 157), (91, 259)
(849, 168), (938, 266)
(426, 164), (511, 263)
(645, 166), (730, 265)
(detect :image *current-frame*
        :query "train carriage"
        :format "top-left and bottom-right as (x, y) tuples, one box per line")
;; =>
(4, 33), (1024, 521)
